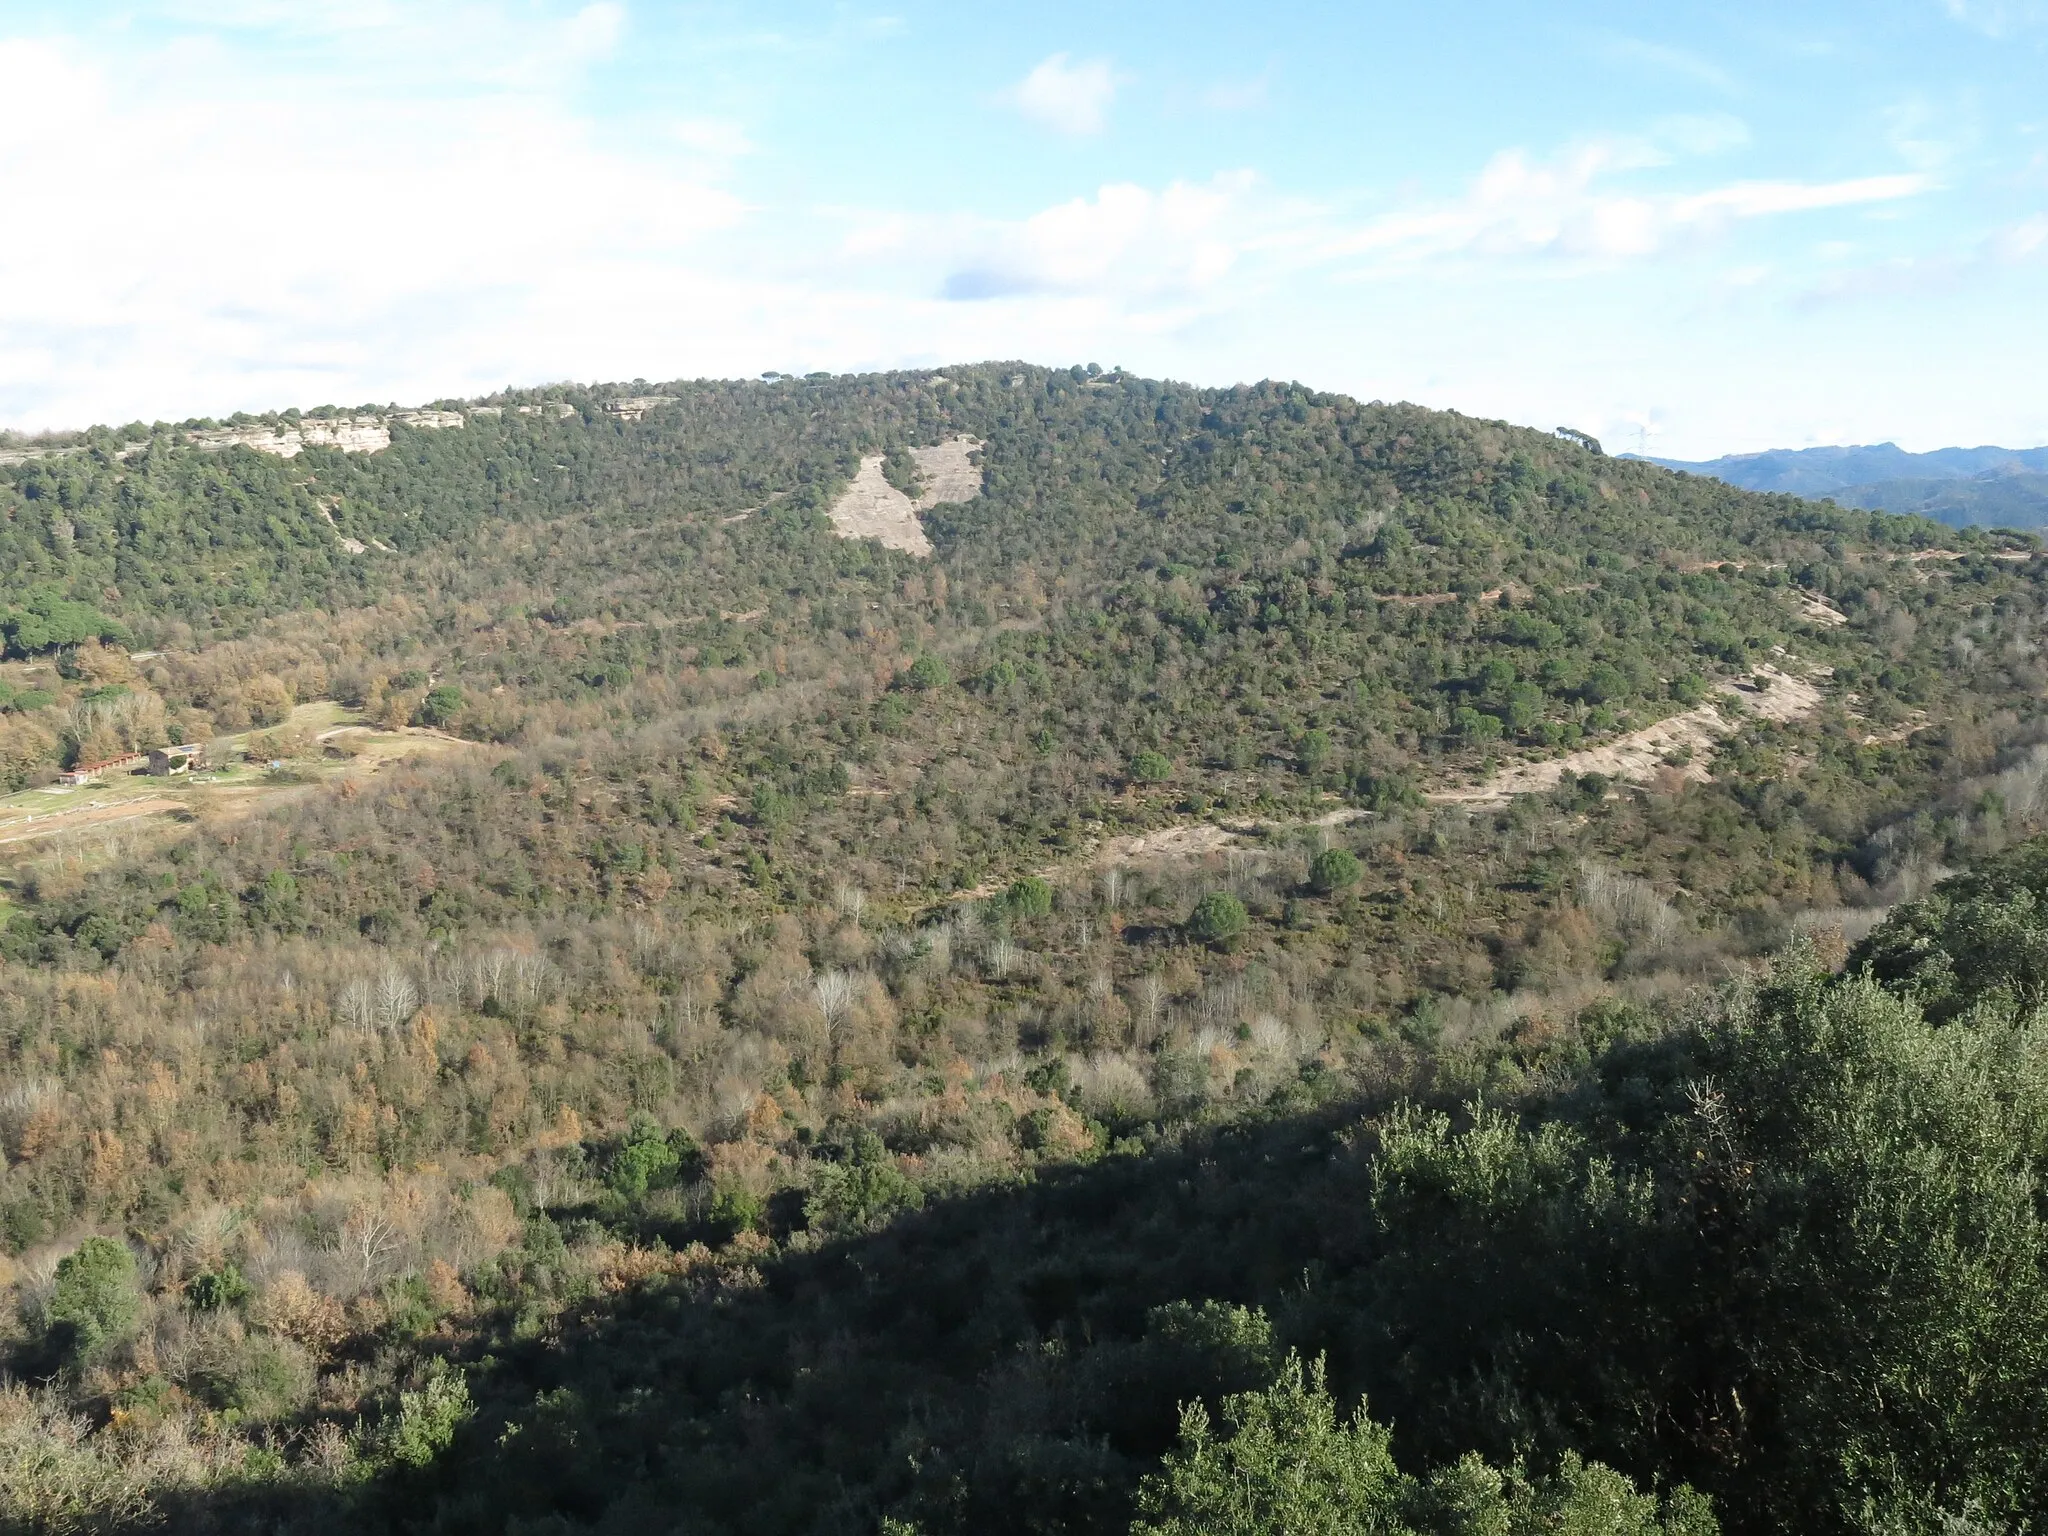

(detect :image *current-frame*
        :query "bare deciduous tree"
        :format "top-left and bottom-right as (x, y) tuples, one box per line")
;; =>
(337, 1205), (402, 1293)
(375, 966), (420, 1033)
(987, 937), (1018, 980)
(813, 969), (857, 1047)
(338, 979), (375, 1036)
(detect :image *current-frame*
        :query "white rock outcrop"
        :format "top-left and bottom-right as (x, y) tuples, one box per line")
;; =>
(825, 436), (983, 557)
(189, 417), (392, 458)
(603, 396), (677, 421)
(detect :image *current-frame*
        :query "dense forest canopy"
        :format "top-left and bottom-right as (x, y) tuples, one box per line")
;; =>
(1, 365), (2047, 1534)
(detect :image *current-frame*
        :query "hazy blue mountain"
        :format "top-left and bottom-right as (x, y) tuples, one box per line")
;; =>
(1642, 442), (2048, 496)
(1828, 471), (2048, 530)
(1637, 442), (2048, 529)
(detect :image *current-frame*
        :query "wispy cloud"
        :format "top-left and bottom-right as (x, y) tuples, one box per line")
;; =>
(1796, 209), (2048, 306)
(1329, 140), (1931, 268)
(1202, 70), (1271, 112)
(1003, 53), (1121, 136)
(938, 174), (1258, 302)
(1940, 0), (2048, 37)
(1599, 36), (1738, 94)
(160, 0), (627, 86)
(1996, 212), (2048, 260)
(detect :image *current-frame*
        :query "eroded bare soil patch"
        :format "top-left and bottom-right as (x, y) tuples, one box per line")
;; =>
(1431, 665), (1826, 805)
(825, 436), (982, 556)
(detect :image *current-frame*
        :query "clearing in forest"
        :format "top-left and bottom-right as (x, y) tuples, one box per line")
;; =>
(826, 436), (983, 555)
(0, 703), (487, 848)
(1430, 664), (1827, 805)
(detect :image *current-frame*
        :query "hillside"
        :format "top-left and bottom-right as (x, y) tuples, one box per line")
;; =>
(1831, 469), (2048, 530)
(3, 366), (2048, 1533)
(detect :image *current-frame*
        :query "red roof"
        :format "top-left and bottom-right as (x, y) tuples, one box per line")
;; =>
(74, 752), (144, 773)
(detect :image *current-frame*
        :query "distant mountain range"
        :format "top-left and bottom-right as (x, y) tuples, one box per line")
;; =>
(1639, 442), (2048, 530)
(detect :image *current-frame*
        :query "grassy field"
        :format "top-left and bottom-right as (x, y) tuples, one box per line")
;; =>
(0, 701), (485, 850)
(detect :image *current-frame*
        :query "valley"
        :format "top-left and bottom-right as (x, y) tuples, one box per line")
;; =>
(0, 364), (2045, 1535)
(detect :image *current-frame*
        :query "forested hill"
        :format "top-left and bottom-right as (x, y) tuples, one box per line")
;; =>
(0, 362), (2026, 802)
(1, 365), (2013, 647)
(6, 366), (2048, 1534)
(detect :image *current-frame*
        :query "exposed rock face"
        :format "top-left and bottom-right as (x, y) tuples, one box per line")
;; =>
(189, 409), (464, 458)
(825, 435), (983, 557)
(908, 436), (984, 508)
(188, 418), (394, 458)
(604, 397), (677, 421)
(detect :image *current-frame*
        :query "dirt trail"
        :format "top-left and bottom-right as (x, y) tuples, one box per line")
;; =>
(825, 436), (982, 556)
(959, 808), (1369, 898)
(1430, 664), (1826, 806)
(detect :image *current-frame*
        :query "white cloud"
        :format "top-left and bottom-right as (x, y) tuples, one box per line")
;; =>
(1995, 213), (2048, 260)
(0, 13), (2035, 463)
(1202, 71), (1272, 112)
(941, 175), (1256, 301)
(1653, 113), (1751, 155)
(668, 117), (755, 159)
(0, 17), (741, 427)
(1795, 210), (2048, 307)
(1004, 53), (1120, 136)
(158, 0), (627, 85)
(1941, 0), (2048, 36)
(1330, 140), (1931, 268)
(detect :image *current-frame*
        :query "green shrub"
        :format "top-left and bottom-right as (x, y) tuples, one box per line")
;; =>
(190, 1332), (314, 1423)
(48, 1238), (140, 1361)
(1850, 835), (2048, 1022)
(709, 1186), (765, 1238)
(1133, 1351), (1715, 1536)
(1006, 876), (1053, 918)
(607, 1112), (687, 1200)
(385, 1360), (473, 1470)
(1307, 848), (1361, 894)
(417, 684), (465, 727)
(1187, 891), (1248, 947)
(1131, 1352), (1405, 1536)
(186, 1264), (251, 1312)
(904, 654), (951, 691)
(1130, 751), (1173, 783)
(805, 1130), (924, 1234)
(1352, 771), (1420, 812)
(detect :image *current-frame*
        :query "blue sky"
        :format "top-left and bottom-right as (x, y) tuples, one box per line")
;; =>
(0, 1), (2043, 455)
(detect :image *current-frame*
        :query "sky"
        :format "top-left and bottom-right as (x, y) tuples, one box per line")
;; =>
(0, 1), (2044, 457)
